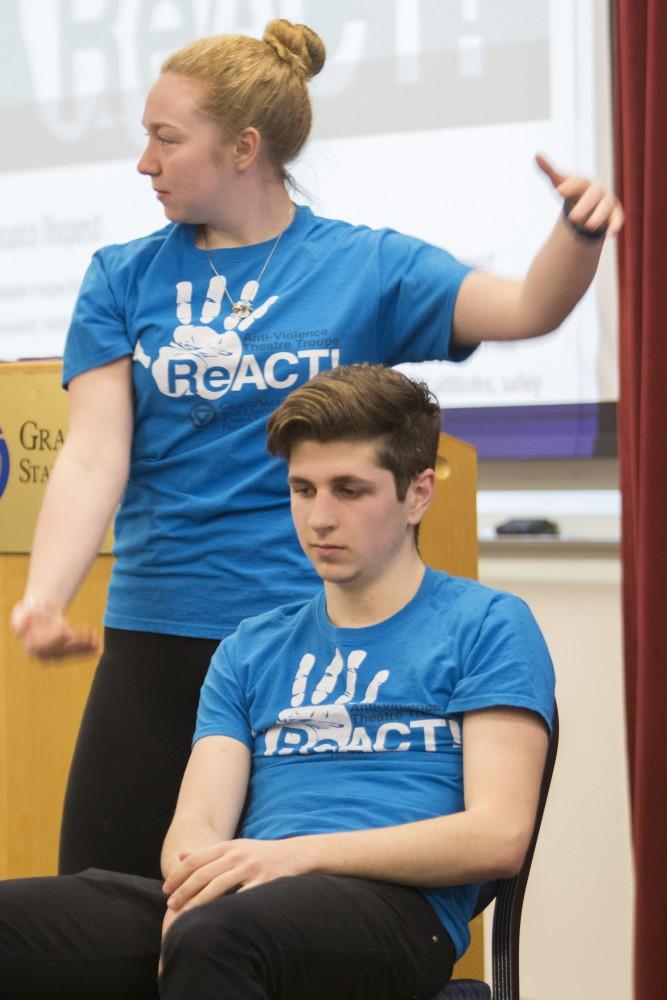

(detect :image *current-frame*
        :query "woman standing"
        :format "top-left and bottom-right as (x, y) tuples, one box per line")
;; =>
(12, 19), (622, 879)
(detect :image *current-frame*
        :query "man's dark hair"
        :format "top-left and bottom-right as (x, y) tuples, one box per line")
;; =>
(266, 363), (441, 500)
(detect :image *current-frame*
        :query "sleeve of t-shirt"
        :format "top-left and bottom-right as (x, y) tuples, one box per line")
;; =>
(193, 636), (253, 750)
(62, 249), (134, 388)
(446, 592), (556, 732)
(375, 228), (476, 366)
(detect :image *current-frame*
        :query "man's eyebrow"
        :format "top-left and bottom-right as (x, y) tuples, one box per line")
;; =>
(287, 474), (374, 487)
(329, 475), (373, 487)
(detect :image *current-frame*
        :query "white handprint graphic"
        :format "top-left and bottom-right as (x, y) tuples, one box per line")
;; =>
(134, 275), (279, 400)
(264, 648), (389, 756)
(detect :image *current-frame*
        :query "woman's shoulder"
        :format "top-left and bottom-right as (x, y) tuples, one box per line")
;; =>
(92, 222), (179, 270)
(303, 204), (392, 240)
(300, 204), (428, 257)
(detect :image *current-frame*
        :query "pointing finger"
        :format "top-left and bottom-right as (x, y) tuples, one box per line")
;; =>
(534, 153), (565, 189)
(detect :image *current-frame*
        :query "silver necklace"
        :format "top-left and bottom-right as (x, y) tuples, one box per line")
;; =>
(202, 204), (295, 320)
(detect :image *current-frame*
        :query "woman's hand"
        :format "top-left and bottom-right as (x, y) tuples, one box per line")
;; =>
(535, 153), (625, 238)
(11, 596), (99, 660)
(452, 154), (624, 346)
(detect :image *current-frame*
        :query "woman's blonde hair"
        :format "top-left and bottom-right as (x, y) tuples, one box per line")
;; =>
(162, 19), (325, 183)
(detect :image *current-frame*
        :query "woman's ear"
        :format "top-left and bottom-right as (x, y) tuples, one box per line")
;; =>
(233, 126), (262, 171)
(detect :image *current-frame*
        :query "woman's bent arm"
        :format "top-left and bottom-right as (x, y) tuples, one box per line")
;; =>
(451, 154), (624, 346)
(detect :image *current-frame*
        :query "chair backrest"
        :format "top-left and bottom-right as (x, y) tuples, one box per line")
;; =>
(486, 703), (559, 1000)
(436, 704), (559, 1000)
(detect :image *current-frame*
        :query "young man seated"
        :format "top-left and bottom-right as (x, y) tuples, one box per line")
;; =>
(0, 364), (555, 1000)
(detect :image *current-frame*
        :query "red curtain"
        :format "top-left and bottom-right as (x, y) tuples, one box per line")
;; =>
(614, 1), (667, 995)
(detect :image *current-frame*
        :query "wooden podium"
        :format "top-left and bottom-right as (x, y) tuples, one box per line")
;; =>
(0, 360), (480, 975)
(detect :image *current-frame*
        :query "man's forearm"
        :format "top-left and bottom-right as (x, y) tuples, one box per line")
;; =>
(296, 715), (547, 888)
(161, 815), (229, 880)
(160, 735), (251, 880)
(162, 714), (548, 907)
(161, 809), (521, 914)
(295, 808), (532, 888)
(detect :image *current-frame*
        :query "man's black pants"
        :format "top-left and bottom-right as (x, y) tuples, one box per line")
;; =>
(0, 868), (455, 999)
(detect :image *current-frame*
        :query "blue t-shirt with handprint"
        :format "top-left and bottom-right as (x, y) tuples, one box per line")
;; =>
(63, 206), (473, 637)
(194, 567), (555, 959)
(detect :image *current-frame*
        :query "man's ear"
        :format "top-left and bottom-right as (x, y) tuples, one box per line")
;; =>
(406, 468), (435, 526)
(232, 126), (262, 171)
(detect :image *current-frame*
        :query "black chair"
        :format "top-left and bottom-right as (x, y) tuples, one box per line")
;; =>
(432, 705), (559, 1000)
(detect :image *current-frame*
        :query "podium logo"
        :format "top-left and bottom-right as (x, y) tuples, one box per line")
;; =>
(0, 428), (9, 498)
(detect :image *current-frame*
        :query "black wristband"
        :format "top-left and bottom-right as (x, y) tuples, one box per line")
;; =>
(562, 198), (608, 241)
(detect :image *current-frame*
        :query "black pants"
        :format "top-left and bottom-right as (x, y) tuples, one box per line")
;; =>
(0, 869), (455, 999)
(59, 628), (221, 879)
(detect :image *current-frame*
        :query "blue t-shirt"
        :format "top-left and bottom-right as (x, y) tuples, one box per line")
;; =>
(194, 567), (556, 959)
(63, 206), (473, 637)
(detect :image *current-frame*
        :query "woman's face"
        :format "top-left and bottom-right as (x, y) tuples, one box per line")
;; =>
(137, 72), (237, 224)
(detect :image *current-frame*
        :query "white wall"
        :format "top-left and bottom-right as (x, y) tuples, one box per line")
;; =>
(480, 545), (633, 1000)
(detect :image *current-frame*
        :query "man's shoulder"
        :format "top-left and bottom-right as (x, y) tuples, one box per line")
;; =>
(420, 567), (545, 659)
(225, 595), (320, 648)
(423, 566), (528, 617)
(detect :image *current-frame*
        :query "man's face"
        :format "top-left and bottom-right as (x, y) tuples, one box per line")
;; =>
(287, 438), (419, 590)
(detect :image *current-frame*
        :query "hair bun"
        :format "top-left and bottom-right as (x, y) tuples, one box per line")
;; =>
(263, 19), (326, 81)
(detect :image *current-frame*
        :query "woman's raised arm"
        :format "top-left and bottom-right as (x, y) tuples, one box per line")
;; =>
(451, 154), (624, 347)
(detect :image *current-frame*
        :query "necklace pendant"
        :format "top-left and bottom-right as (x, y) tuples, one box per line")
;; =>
(232, 299), (253, 318)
